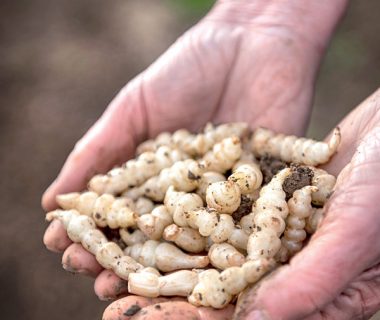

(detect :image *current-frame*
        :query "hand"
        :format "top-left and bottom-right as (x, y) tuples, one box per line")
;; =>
(41, 0), (347, 318)
(235, 88), (380, 320)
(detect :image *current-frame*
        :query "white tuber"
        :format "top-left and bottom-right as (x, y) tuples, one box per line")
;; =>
(306, 208), (324, 234)
(189, 259), (274, 308)
(206, 180), (241, 214)
(46, 210), (143, 279)
(56, 192), (137, 229)
(251, 127), (341, 166)
(137, 205), (173, 240)
(88, 146), (187, 195)
(277, 186), (317, 262)
(119, 228), (148, 246)
(246, 168), (291, 260)
(208, 243), (245, 270)
(124, 240), (209, 272)
(203, 136), (243, 173)
(140, 159), (206, 201)
(310, 167), (336, 205)
(196, 171), (226, 201)
(128, 269), (199, 297)
(163, 224), (207, 253)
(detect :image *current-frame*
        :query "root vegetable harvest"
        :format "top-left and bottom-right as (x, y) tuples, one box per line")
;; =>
(44, 122), (340, 309)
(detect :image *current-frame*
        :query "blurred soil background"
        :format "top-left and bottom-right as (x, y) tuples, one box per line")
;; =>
(0, 0), (379, 319)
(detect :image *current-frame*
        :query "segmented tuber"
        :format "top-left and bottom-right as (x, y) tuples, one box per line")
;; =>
(124, 240), (209, 272)
(88, 146), (187, 195)
(251, 127), (341, 166)
(46, 210), (143, 278)
(56, 192), (137, 229)
(277, 186), (317, 262)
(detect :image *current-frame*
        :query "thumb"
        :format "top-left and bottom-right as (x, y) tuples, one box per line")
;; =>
(236, 129), (380, 320)
(42, 77), (148, 211)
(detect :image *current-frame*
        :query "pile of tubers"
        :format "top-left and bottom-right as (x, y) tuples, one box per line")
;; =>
(45, 122), (340, 309)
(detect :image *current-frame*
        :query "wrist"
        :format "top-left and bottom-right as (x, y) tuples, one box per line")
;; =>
(209, 0), (349, 53)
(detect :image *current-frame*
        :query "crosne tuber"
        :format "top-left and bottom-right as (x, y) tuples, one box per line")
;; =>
(46, 210), (143, 278)
(56, 192), (137, 229)
(164, 187), (248, 248)
(124, 240), (209, 272)
(136, 205), (172, 240)
(277, 186), (317, 262)
(44, 121), (340, 310)
(251, 127), (341, 166)
(136, 122), (249, 157)
(246, 168), (291, 260)
(163, 224), (207, 253)
(88, 146), (187, 195)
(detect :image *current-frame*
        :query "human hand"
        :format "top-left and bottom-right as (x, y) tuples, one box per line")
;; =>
(234, 88), (380, 320)
(42, 0), (348, 318)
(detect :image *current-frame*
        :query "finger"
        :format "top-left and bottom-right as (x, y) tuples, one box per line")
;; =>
(42, 77), (148, 211)
(43, 219), (72, 252)
(62, 243), (103, 278)
(103, 296), (173, 320)
(305, 265), (380, 320)
(131, 301), (234, 320)
(94, 270), (128, 301)
(236, 130), (380, 320)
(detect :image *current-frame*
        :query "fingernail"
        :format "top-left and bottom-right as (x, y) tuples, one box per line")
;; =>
(248, 310), (270, 320)
(98, 295), (115, 301)
(62, 264), (94, 277)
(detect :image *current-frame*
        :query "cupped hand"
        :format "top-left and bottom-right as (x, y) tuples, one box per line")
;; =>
(42, 1), (339, 319)
(235, 88), (380, 320)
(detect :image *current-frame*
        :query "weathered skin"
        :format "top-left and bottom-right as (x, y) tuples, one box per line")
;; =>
(40, 0), (380, 318)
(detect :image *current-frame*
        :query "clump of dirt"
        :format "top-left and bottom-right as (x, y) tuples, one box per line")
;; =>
(259, 155), (288, 184)
(283, 164), (314, 200)
(232, 195), (254, 223)
(124, 304), (141, 316)
(100, 227), (126, 249)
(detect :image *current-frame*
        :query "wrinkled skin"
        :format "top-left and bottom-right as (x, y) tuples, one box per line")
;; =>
(42, 1), (380, 319)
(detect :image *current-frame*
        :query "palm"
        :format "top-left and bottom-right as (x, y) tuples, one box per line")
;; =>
(235, 90), (380, 320)
(141, 18), (316, 138)
(42, 10), (326, 320)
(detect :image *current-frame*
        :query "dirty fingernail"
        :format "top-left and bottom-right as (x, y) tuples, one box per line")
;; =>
(62, 264), (94, 277)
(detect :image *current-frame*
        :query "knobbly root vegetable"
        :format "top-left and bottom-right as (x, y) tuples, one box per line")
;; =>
(136, 131), (172, 155)
(306, 208), (324, 234)
(140, 159), (207, 201)
(134, 197), (155, 216)
(44, 122), (340, 310)
(137, 205), (172, 240)
(164, 187), (248, 248)
(203, 136), (243, 173)
(206, 180), (241, 214)
(136, 122), (249, 157)
(128, 269), (200, 297)
(164, 186), (204, 227)
(208, 243), (246, 269)
(228, 162), (263, 195)
(246, 168), (291, 260)
(276, 186), (318, 262)
(163, 224), (207, 253)
(196, 171), (226, 201)
(251, 127), (341, 166)
(124, 240), (209, 272)
(45, 210), (143, 278)
(57, 192), (137, 229)
(189, 259), (275, 308)
(310, 167), (336, 205)
(88, 146), (187, 195)
(119, 228), (148, 246)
